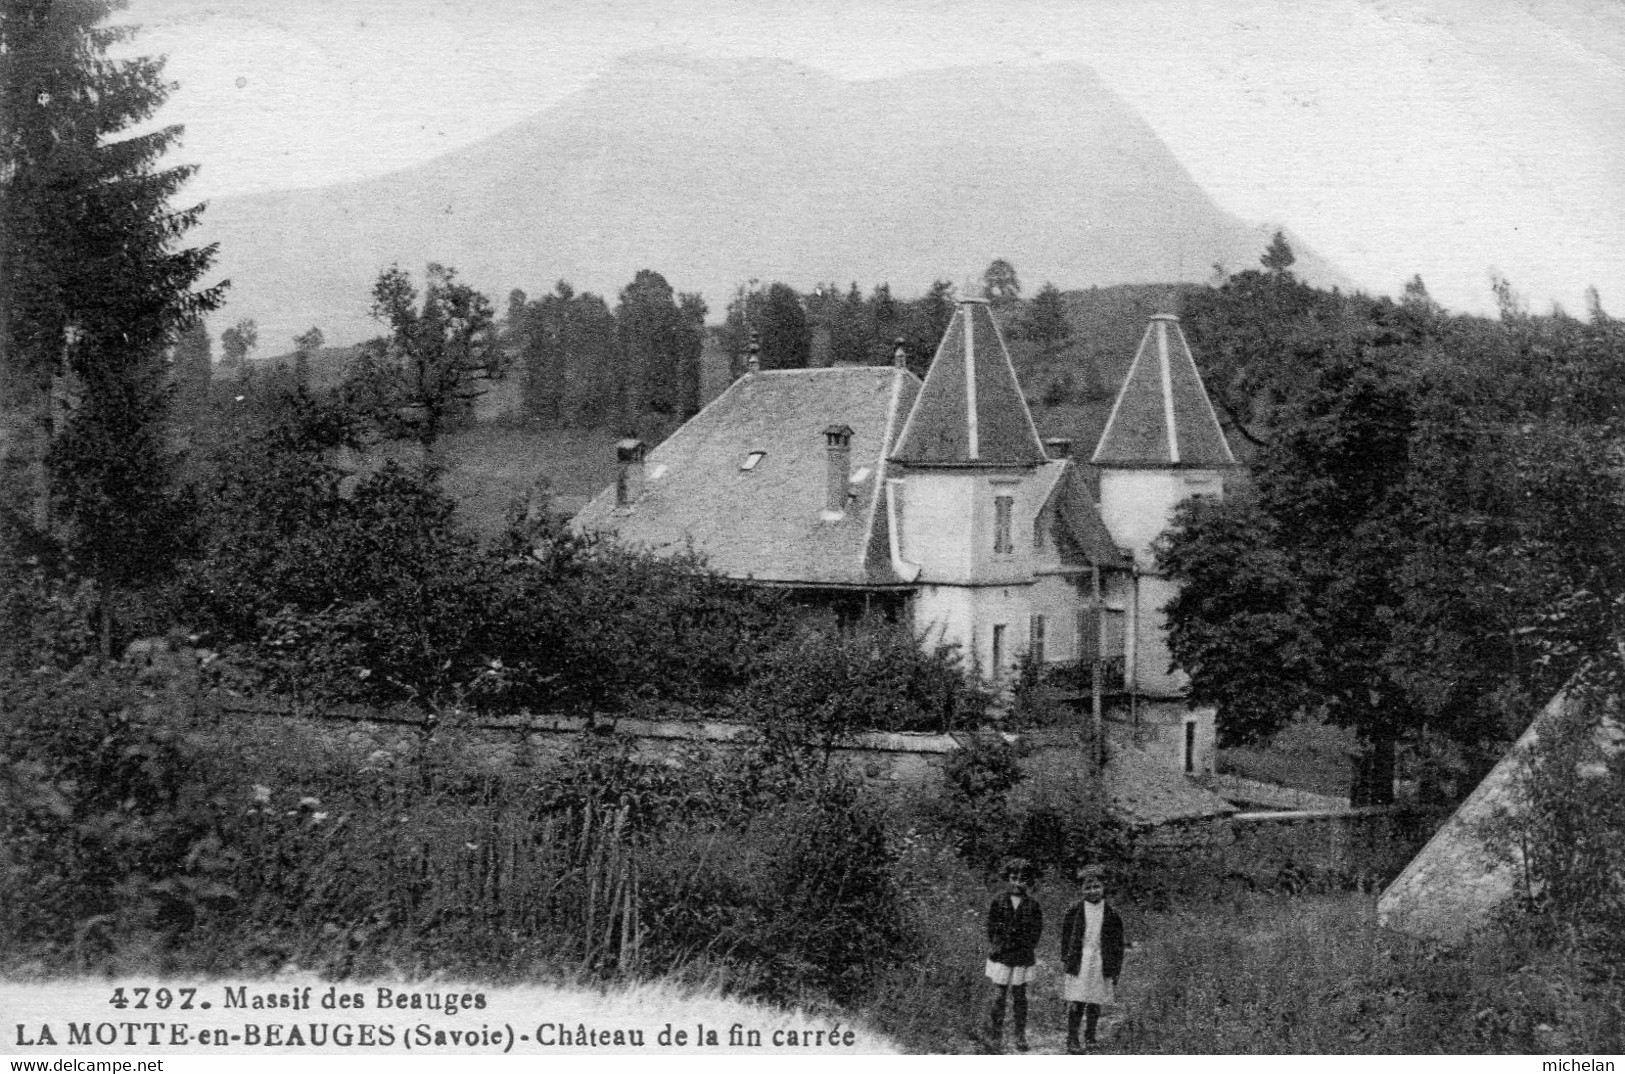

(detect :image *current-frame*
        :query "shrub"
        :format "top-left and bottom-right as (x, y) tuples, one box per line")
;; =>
(1489, 655), (1625, 969)
(0, 666), (239, 957)
(751, 778), (914, 1004)
(729, 616), (989, 752)
(931, 733), (1026, 874)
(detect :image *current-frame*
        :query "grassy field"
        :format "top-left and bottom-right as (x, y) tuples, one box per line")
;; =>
(436, 421), (621, 536)
(871, 851), (1623, 1054)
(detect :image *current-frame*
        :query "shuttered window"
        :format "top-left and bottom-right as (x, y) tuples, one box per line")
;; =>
(993, 495), (1014, 553)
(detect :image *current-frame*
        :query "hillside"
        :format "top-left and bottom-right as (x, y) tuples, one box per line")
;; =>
(283, 281), (1208, 538)
(195, 55), (1346, 351)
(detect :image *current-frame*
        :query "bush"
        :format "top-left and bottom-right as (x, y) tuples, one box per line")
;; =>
(931, 733), (1026, 874)
(752, 778), (914, 1003)
(729, 617), (989, 751)
(1488, 655), (1625, 969)
(0, 666), (239, 958)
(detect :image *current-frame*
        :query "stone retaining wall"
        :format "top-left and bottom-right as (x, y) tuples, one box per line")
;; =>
(1126, 804), (1427, 892)
(219, 698), (1418, 886)
(218, 699), (1083, 793)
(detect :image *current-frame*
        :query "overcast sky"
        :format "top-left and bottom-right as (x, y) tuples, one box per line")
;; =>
(122, 0), (1625, 316)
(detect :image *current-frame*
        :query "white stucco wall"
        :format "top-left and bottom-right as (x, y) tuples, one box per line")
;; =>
(1097, 468), (1225, 572)
(1133, 573), (1188, 697)
(896, 471), (977, 582)
(896, 467), (1052, 587)
(913, 582), (1037, 680)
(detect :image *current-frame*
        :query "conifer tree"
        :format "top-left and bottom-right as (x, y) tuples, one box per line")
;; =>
(1024, 281), (1071, 351)
(0, 0), (223, 641)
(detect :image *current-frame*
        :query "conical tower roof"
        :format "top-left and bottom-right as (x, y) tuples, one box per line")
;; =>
(1092, 314), (1238, 469)
(892, 298), (1047, 467)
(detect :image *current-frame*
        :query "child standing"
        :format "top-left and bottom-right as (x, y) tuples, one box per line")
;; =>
(982, 857), (1042, 1052)
(1059, 864), (1125, 1053)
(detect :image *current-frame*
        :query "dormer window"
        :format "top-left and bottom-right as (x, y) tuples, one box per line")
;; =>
(741, 451), (766, 471)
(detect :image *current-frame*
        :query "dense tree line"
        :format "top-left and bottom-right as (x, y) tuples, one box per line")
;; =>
(511, 272), (704, 432)
(509, 261), (1068, 431)
(1162, 243), (1625, 803)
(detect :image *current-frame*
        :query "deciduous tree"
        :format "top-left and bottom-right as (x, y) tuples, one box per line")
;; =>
(982, 258), (1021, 308)
(368, 263), (495, 449)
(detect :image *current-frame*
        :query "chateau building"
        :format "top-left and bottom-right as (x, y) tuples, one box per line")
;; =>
(572, 297), (1237, 775)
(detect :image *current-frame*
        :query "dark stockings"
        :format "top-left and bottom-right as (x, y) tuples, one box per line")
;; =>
(988, 983), (1028, 1035)
(1066, 1002), (1101, 1045)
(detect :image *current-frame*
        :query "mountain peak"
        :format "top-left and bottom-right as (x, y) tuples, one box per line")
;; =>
(196, 57), (1349, 348)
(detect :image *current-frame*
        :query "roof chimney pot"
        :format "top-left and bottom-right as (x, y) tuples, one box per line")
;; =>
(746, 332), (761, 375)
(615, 438), (647, 507)
(823, 424), (854, 517)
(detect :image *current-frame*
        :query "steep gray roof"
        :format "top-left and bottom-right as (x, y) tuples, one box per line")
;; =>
(1092, 314), (1238, 469)
(1044, 461), (1135, 568)
(573, 366), (920, 586)
(892, 299), (1048, 468)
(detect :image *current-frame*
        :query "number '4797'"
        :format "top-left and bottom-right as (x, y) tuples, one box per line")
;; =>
(108, 987), (197, 1010)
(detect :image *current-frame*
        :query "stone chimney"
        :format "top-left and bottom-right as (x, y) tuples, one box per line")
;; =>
(893, 337), (908, 369)
(615, 438), (647, 507)
(1044, 437), (1073, 460)
(746, 332), (762, 375)
(823, 424), (854, 516)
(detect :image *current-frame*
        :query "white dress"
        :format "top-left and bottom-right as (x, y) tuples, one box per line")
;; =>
(1063, 900), (1116, 1004)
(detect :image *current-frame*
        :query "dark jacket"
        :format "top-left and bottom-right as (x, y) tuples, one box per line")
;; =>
(1060, 900), (1125, 979)
(986, 893), (1043, 967)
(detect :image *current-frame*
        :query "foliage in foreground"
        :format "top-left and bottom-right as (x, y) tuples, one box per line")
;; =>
(1479, 638), (1625, 972)
(0, 663), (915, 1007)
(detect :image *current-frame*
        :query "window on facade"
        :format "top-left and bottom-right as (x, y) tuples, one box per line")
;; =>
(1184, 720), (1197, 774)
(1033, 507), (1046, 549)
(1076, 607), (1097, 660)
(991, 624), (1007, 679)
(1029, 614), (1046, 665)
(994, 495), (1014, 553)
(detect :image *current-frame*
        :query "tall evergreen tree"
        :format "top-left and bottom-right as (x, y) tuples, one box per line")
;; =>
(675, 291), (707, 418)
(615, 269), (685, 425)
(0, 0), (223, 641)
(756, 282), (811, 370)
